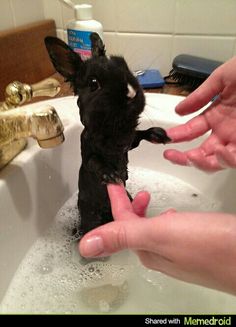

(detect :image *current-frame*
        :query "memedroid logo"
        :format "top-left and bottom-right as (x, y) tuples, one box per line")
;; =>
(184, 316), (231, 326)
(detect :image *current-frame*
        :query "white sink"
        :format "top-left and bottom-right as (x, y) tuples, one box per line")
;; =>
(0, 93), (236, 313)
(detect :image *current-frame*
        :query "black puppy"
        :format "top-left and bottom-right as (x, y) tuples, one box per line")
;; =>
(45, 34), (170, 237)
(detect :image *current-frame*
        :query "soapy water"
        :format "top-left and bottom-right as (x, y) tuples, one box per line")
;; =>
(1, 166), (236, 314)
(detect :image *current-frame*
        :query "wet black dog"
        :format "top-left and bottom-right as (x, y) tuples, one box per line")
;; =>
(45, 33), (170, 237)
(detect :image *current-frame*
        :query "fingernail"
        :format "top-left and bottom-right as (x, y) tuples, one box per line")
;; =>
(81, 236), (104, 257)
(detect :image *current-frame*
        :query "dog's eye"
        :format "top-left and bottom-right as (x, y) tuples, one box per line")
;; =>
(88, 77), (100, 92)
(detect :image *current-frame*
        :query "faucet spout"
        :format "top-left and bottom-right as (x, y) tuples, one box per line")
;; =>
(27, 105), (65, 148)
(0, 105), (64, 169)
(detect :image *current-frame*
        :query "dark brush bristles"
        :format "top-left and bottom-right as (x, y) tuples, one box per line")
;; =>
(164, 54), (223, 91)
(164, 68), (205, 89)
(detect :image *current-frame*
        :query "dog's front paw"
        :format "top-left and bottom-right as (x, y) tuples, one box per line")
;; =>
(102, 170), (122, 184)
(146, 127), (171, 144)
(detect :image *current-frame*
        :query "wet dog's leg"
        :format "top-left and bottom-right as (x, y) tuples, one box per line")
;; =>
(87, 155), (122, 184)
(131, 128), (171, 150)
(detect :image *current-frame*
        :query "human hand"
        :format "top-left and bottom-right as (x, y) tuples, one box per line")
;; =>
(79, 183), (236, 295)
(164, 56), (236, 171)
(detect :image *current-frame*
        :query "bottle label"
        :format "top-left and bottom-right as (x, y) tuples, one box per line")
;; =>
(67, 29), (92, 60)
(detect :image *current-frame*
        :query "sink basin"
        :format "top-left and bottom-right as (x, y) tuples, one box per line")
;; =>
(0, 93), (236, 313)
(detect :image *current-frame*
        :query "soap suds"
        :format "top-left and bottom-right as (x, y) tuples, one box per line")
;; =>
(1, 167), (235, 314)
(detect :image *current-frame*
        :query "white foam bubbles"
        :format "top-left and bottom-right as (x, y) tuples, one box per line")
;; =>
(0, 191), (134, 313)
(127, 167), (221, 215)
(1, 166), (235, 314)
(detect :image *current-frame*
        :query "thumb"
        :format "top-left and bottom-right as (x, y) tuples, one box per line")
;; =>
(132, 190), (150, 216)
(78, 218), (153, 258)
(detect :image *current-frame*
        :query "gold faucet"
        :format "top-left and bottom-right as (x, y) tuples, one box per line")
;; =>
(0, 78), (64, 170)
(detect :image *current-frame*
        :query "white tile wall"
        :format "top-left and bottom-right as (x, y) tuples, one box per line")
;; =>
(0, 0), (15, 30)
(116, 0), (176, 34)
(61, 1), (75, 29)
(43, 0), (63, 29)
(172, 36), (236, 63)
(103, 32), (118, 56)
(11, 0), (44, 27)
(115, 33), (173, 74)
(175, 0), (236, 36)
(1, 0), (236, 76)
(0, 0), (44, 30)
(51, 0), (236, 75)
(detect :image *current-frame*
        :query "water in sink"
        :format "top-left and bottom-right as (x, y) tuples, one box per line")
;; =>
(1, 167), (235, 314)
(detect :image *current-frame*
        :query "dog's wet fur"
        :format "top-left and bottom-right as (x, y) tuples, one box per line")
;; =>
(45, 34), (171, 237)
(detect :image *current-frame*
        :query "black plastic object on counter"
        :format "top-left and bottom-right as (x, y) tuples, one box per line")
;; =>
(165, 54), (223, 90)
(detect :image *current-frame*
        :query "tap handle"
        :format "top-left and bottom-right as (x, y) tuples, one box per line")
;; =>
(3, 78), (61, 109)
(31, 78), (61, 98)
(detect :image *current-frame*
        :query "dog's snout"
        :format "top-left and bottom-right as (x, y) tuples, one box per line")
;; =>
(127, 84), (136, 99)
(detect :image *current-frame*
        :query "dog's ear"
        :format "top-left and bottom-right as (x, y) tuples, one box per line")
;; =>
(90, 32), (106, 57)
(44, 36), (83, 81)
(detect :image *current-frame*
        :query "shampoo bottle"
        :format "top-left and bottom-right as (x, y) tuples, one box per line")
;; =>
(67, 4), (103, 61)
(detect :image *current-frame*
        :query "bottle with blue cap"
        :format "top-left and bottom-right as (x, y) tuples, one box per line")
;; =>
(66, 4), (103, 61)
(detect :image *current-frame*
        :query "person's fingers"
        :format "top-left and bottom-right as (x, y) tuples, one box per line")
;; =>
(164, 148), (223, 171)
(79, 208), (181, 258)
(215, 145), (236, 168)
(107, 183), (136, 220)
(160, 208), (177, 215)
(166, 114), (210, 143)
(164, 149), (193, 166)
(175, 69), (223, 116)
(164, 133), (224, 170)
(198, 133), (223, 156)
(78, 219), (153, 257)
(186, 150), (223, 172)
(79, 207), (183, 258)
(132, 191), (150, 217)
